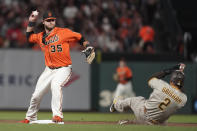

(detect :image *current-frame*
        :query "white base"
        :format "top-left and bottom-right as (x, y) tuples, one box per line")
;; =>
(30, 120), (64, 124)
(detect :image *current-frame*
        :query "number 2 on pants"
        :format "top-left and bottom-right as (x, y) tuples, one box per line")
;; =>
(159, 98), (171, 110)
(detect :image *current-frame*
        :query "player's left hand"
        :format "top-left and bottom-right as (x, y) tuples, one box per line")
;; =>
(82, 46), (95, 64)
(179, 63), (186, 72)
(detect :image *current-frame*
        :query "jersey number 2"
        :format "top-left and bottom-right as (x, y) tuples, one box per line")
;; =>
(159, 98), (171, 110)
(51, 45), (62, 52)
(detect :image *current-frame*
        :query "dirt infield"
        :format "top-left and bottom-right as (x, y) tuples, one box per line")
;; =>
(0, 120), (197, 127)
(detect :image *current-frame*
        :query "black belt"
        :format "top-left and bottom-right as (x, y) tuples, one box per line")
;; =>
(48, 66), (68, 70)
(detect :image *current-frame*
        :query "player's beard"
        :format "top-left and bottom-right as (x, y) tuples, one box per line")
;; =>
(44, 24), (55, 32)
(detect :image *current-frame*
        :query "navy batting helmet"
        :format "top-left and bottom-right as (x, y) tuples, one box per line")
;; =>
(170, 71), (184, 88)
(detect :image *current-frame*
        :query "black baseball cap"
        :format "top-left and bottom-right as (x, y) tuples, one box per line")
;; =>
(43, 11), (56, 21)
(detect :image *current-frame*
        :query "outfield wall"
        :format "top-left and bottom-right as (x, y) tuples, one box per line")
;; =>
(91, 62), (197, 114)
(0, 50), (91, 110)
(0, 50), (196, 113)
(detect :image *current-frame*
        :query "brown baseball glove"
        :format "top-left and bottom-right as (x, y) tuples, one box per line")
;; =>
(82, 46), (95, 64)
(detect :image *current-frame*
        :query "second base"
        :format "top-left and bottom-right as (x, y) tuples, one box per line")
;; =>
(30, 120), (64, 124)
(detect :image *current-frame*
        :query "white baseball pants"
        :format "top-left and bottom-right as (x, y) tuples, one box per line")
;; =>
(25, 66), (72, 121)
(114, 81), (136, 99)
(114, 96), (147, 124)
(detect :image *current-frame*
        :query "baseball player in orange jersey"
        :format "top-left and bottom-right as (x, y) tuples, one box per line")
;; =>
(20, 10), (95, 123)
(110, 58), (135, 112)
(110, 63), (187, 125)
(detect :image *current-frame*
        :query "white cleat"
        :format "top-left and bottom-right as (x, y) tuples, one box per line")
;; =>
(118, 120), (130, 125)
(110, 103), (116, 112)
(110, 97), (123, 112)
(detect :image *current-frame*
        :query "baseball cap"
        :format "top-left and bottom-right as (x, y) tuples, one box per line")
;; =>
(43, 11), (56, 20)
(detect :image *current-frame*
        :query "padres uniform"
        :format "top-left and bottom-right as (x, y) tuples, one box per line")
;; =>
(114, 77), (187, 125)
(25, 27), (82, 121)
(114, 66), (135, 99)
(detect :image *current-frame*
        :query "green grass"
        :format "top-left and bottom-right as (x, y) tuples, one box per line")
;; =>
(0, 111), (134, 121)
(0, 111), (197, 131)
(168, 115), (197, 123)
(0, 124), (197, 131)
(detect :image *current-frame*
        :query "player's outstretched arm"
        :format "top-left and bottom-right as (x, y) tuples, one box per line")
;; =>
(148, 64), (183, 81)
(26, 10), (39, 38)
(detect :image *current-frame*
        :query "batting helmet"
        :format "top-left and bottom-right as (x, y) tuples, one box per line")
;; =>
(170, 71), (184, 88)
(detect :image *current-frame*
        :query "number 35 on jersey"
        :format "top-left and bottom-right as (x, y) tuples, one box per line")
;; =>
(50, 45), (62, 52)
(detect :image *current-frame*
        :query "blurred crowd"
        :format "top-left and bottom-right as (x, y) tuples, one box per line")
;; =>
(0, 0), (183, 54)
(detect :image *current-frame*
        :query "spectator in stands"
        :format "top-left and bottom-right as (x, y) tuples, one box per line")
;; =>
(141, 0), (159, 25)
(0, 0), (184, 56)
(0, 36), (4, 48)
(96, 29), (110, 52)
(63, 0), (78, 19)
(134, 23), (155, 54)
(106, 34), (120, 52)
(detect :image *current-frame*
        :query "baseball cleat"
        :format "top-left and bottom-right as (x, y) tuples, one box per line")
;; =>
(52, 116), (63, 123)
(110, 103), (116, 112)
(110, 97), (120, 112)
(118, 119), (130, 125)
(19, 119), (30, 123)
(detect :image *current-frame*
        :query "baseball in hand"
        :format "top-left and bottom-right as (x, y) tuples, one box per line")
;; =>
(32, 10), (39, 16)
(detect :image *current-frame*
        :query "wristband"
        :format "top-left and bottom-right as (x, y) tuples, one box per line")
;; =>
(85, 44), (90, 48)
(79, 37), (85, 45)
(28, 22), (36, 27)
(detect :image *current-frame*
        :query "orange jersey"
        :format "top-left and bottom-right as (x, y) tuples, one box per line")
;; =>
(28, 27), (82, 68)
(116, 66), (132, 84)
(139, 26), (155, 42)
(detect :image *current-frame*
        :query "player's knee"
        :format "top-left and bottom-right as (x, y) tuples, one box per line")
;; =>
(51, 82), (63, 92)
(32, 93), (41, 102)
(51, 81), (61, 88)
(114, 104), (124, 112)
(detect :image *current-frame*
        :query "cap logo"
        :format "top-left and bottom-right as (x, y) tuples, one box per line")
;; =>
(48, 12), (52, 17)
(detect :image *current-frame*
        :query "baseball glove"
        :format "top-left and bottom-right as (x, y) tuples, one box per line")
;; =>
(82, 46), (95, 64)
(113, 73), (119, 81)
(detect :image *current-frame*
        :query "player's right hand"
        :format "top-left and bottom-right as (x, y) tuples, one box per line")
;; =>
(29, 10), (39, 22)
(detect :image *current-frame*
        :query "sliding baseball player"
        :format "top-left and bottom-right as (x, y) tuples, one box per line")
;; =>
(110, 63), (187, 125)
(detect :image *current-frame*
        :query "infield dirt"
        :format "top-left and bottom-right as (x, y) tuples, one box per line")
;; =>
(0, 120), (197, 127)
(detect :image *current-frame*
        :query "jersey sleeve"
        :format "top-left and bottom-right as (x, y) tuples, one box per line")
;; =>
(28, 33), (39, 44)
(148, 77), (165, 90)
(63, 28), (82, 43)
